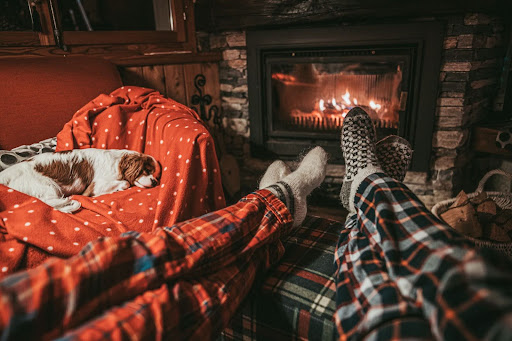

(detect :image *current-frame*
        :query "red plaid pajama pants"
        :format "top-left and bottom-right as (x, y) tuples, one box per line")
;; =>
(0, 190), (292, 340)
(335, 173), (512, 340)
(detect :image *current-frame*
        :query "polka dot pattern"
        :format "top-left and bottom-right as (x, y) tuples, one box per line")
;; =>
(0, 86), (226, 277)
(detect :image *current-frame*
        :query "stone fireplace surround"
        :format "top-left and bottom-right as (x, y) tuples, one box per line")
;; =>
(197, 13), (506, 207)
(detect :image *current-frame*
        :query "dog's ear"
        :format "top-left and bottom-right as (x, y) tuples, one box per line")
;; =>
(118, 153), (145, 185)
(143, 155), (161, 179)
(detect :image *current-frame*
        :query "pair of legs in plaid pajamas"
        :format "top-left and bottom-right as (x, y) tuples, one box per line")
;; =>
(335, 107), (512, 340)
(1, 106), (511, 340)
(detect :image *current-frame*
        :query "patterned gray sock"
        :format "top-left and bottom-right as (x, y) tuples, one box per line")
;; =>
(340, 107), (382, 212)
(376, 135), (413, 182)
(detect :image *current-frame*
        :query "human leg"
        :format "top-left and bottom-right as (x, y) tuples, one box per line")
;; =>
(0, 148), (327, 340)
(0, 189), (289, 339)
(335, 213), (434, 340)
(335, 107), (512, 340)
(55, 244), (277, 340)
(262, 146), (328, 227)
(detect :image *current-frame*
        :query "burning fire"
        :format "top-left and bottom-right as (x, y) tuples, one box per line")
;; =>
(317, 89), (382, 117)
(288, 89), (394, 130)
(312, 89), (382, 124)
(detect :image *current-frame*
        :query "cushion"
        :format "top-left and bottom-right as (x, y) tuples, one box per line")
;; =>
(0, 137), (56, 172)
(0, 56), (122, 150)
(220, 216), (342, 340)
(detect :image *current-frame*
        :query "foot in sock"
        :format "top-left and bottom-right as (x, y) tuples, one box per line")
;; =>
(259, 160), (291, 189)
(340, 107), (382, 212)
(376, 135), (413, 182)
(259, 146), (328, 227)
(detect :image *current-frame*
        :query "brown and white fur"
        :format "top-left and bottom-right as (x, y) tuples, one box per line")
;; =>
(0, 149), (160, 213)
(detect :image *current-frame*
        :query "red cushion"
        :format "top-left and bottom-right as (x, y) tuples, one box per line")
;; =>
(0, 56), (122, 150)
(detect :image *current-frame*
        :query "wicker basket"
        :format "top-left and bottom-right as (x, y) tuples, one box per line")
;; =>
(431, 169), (512, 257)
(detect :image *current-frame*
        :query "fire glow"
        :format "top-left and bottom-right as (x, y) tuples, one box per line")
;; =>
(271, 71), (400, 130)
(288, 89), (395, 130)
(318, 90), (382, 116)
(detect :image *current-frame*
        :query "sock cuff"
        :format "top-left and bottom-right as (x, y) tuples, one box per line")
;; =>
(267, 182), (295, 217)
(267, 183), (286, 202)
(277, 181), (295, 217)
(348, 165), (382, 211)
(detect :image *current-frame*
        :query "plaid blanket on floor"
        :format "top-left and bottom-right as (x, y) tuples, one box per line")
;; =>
(334, 173), (512, 340)
(221, 216), (344, 341)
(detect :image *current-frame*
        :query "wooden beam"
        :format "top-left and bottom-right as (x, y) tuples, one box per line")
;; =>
(195, 0), (506, 31)
(0, 43), (221, 66)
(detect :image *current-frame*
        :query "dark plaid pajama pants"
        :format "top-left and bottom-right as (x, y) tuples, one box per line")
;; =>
(334, 173), (512, 340)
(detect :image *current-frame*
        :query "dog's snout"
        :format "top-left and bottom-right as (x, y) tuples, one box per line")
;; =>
(151, 178), (158, 187)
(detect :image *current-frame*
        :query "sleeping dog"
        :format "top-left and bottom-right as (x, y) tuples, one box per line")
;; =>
(0, 149), (160, 213)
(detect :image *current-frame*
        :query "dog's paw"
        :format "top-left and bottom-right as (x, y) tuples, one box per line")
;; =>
(58, 200), (82, 213)
(114, 181), (130, 192)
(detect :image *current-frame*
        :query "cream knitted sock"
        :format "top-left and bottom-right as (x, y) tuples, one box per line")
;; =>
(260, 147), (328, 227)
(259, 160), (291, 189)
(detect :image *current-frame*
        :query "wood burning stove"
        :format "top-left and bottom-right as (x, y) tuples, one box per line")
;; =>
(248, 22), (443, 171)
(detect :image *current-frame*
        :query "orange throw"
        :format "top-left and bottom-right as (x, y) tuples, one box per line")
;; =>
(0, 86), (226, 276)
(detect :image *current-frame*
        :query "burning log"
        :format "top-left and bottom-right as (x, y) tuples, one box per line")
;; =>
(288, 108), (398, 131)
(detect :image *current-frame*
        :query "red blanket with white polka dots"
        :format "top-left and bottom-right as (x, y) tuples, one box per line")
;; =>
(0, 86), (226, 276)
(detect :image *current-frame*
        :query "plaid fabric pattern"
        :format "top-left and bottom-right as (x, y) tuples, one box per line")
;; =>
(220, 216), (343, 341)
(334, 173), (512, 340)
(0, 190), (293, 340)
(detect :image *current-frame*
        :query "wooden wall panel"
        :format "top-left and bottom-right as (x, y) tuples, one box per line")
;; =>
(200, 62), (221, 120)
(182, 63), (204, 107)
(163, 65), (187, 104)
(141, 65), (166, 95)
(118, 63), (221, 123)
(119, 66), (144, 87)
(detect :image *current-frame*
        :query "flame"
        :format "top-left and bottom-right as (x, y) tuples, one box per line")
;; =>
(342, 90), (351, 105)
(332, 97), (341, 110)
(314, 90), (382, 117)
(369, 100), (382, 111)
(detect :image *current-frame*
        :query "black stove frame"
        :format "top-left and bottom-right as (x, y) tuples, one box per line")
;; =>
(247, 22), (444, 172)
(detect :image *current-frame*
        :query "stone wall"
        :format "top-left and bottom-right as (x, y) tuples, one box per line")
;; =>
(197, 13), (506, 207)
(430, 13), (505, 206)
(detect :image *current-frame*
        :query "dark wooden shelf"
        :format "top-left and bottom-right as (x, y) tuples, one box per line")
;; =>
(111, 51), (222, 66)
(473, 126), (512, 157)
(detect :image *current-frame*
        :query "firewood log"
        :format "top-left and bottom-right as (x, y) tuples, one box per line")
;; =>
(494, 209), (512, 226)
(476, 198), (498, 226)
(441, 200), (482, 238)
(452, 190), (469, 208)
(488, 223), (511, 242)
